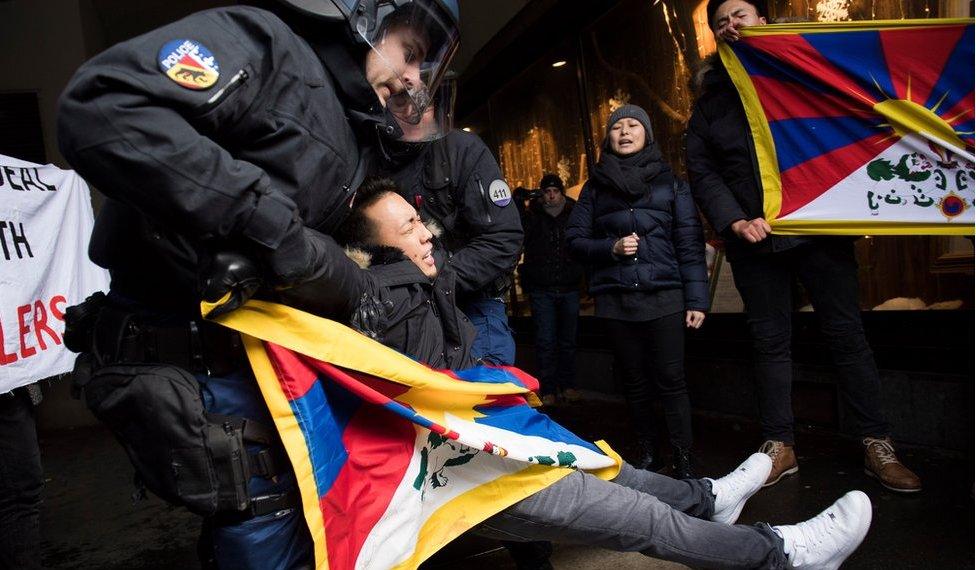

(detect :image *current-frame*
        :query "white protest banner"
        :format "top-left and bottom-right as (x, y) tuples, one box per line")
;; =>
(0, 154), (109, 392)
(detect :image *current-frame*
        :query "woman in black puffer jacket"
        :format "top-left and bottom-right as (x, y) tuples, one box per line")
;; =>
(567, 104), (709, 478)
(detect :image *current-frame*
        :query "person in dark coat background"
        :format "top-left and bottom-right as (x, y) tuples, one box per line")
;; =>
(518, 173), (585, 405)
(686, 0), (920, 493)
(567, 104), (709, 479)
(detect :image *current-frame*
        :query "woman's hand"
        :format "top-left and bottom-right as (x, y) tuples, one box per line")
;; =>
(685, 310), (706, 329)
(612, 233), (640, 256)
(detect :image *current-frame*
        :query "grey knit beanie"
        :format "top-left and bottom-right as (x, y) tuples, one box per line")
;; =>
(606, 104), (654, 143)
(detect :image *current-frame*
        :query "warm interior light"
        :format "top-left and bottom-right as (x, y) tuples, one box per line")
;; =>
(461, 127), (472, 132)
(552, 60), (567, 68)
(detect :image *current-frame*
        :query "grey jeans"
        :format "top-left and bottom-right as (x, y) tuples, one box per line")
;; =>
(473, 463), (786, 569)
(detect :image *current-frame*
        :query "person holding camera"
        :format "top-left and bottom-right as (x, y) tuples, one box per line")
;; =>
(517, 174), (585, 405)
(567, 105), (709, 479)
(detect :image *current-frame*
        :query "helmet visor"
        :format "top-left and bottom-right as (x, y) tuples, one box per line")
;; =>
(390, 73), (456, 142)
(358, 1), (459, 131)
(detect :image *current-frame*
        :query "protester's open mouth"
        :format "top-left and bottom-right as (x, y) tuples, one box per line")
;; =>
(422, 249), (435, 266)
(619, 139), (633, 146)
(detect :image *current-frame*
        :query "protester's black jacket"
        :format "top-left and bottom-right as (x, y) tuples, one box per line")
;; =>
(566, 172), (709, 311)
(57, 7), (382, 314)
(379, 130), (523, 298)
(518, 198), (584, 292)
(279, 231), (477, 369)
(686, 56), (810, 261)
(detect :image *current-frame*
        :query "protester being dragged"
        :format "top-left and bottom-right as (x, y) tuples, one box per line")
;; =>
(217, 176), (874, 570)
(567, 104), (709, 479)
(518, 173), (585, 406)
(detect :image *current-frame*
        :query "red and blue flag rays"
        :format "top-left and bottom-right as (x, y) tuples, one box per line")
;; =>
(731, 23), (974, 217)
(264, 343), (417, 570)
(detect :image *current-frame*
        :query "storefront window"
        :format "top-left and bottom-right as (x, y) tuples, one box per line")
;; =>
(579, 0), (703, 173)
(462, 0), (973, 314)
(486, 40), (589, 197)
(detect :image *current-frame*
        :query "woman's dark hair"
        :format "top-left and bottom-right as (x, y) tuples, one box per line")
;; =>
(707, 0), (768, 27)
(336, 177), (400, 246)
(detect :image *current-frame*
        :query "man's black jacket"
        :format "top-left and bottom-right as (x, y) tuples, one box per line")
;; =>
(518, 198), (584, 292)
(58, 7), (382, 314)
(686, 56), (810, 262)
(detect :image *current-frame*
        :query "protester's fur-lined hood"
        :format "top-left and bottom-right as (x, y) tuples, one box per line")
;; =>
(693, 53), (726, 96)
(344, 220), (443, 269)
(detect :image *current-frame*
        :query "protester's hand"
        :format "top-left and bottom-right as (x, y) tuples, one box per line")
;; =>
(613, 233), (640, 256)
(730, 218), (772, 243)
(716, 23), (742, 43)
(686, 310), (706, 329)
(200, 251), (262, 318)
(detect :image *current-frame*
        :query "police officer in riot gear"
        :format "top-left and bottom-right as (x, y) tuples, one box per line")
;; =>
(378, 82), (524, 366)
(57, 1), (459, 567)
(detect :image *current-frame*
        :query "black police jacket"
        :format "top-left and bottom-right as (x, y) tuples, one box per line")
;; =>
(57, 7), (380, 314)
(686, 56), (811, 262)
(278, 233), (477, 370)
(378, 130), (523, 298)
(518, 198), (584, 292)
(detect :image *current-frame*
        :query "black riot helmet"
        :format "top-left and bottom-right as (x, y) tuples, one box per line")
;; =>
(278, 0), (460, 138)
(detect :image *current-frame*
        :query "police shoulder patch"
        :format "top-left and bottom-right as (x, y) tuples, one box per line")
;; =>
(158, 39), (220, 90)
(488, 179), (512, 207)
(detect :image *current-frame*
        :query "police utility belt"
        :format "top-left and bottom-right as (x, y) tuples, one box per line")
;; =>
(65, 293), (297, 522)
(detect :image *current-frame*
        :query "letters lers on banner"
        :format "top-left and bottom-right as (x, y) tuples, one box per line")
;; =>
(0, 154), (110, 392)
(720, 19), (975, 235)
(204, 299), (621, 570)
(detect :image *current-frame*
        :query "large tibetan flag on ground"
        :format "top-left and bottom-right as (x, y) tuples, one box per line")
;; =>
(206, 300), (620, 570)
(720, 19), (975, 235)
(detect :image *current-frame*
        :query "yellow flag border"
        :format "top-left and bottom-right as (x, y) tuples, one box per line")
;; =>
(205, 299), (623, 569)
(720, 18), (975, 236)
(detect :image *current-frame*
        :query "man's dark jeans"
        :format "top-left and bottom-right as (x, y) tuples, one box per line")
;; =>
(730, 238), (889, 444)
(0, 390), (43, 570)
(528, 290), (580, 396)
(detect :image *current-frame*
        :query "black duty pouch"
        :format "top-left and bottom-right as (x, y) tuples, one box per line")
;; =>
(83, 364), (249, 516)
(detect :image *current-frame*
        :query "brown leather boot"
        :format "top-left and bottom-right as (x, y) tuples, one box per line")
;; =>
(863, 436), (922, 493)
(759, 440), (799, 487)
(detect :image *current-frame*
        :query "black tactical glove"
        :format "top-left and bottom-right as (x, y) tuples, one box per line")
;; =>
(199, 251), (262, 318)
(349, 293), (394, 342)
(265, 220), (318, 288)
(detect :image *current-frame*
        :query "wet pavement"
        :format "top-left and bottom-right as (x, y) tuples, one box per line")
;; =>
(39, 396), (972, 569)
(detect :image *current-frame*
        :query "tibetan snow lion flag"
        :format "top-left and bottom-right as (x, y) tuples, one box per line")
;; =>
(204, 299), (620, 570)
(720, 19), (975, 234)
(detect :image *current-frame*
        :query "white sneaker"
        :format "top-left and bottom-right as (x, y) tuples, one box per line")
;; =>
(707, 453), (773, 525)
(775, 491), (873, 570)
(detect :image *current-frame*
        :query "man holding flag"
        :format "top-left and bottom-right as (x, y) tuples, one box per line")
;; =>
(686, 0), (923, 492)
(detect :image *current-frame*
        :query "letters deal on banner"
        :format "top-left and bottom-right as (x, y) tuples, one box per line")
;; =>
(0, 154), (109, 392)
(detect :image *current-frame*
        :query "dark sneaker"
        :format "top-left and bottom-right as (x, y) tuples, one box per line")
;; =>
(671, 446), (695, 480)
(863, 436), (922, 493)
(634, 438), (660, 472)
(759, 440), (799, 487)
